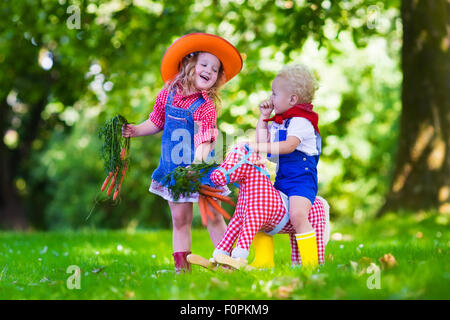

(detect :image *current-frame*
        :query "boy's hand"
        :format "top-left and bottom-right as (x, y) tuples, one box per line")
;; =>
(248, 142), (258, 152)
(122, 124), (136, 138)
(259, 99), (274, 119)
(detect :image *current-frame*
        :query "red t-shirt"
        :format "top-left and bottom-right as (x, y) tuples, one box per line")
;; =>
(149, 87), (218, 148)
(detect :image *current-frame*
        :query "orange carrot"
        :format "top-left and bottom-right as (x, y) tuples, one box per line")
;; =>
(199, 188), (227, 201)
(120, 147), (126, 160)
(205, 196), (231, 220)
(199, 189), (236, 207)
(198, 195), (208, 227)
(113, 188), (120, 201)
(107, 167), (119, 197)
(107, 181), (115, 197)
(112, 163), (128, 200)
(117, 163), (128, 191)
(101, 172), (113, 192)
(200, 185), (224, 193)
(202, 195), (216, 221)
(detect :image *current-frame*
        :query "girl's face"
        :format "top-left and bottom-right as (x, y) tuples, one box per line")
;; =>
(270, 76), (298, 114)
(194, 52), (221, 91)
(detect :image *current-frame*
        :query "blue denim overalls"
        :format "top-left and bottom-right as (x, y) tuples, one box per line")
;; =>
(270, 118), (321, 205)
(151, 89), (214, 192)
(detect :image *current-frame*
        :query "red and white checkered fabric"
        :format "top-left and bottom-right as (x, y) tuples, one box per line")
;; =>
(148, 87), (218, 148)
(210, 144), (326, 266)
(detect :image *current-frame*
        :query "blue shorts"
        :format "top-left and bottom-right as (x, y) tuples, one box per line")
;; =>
(274, 173), (317, 205)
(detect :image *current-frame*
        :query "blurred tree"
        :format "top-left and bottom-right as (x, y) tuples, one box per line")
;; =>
(0, 0), (411, 229)
(0, 0), (189, 229)
(379, 0), (449, 215)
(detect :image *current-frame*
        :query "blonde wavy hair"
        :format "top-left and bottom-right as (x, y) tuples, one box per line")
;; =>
(166, 52), (225, 110)
(277, 64), (318, 104)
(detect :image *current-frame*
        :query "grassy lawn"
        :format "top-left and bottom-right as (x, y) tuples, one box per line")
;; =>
(0, 212), (448, 300)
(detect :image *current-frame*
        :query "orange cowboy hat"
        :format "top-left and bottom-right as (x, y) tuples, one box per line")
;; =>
(160, 33), (243, 83)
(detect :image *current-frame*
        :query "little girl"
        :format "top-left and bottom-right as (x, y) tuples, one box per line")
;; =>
(122, 33), (242, 273)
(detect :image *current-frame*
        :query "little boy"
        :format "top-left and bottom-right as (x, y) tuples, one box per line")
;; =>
(250, 64), (321, 267)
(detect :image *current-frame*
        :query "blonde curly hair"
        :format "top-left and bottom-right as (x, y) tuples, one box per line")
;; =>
(276, 64), (318, 104)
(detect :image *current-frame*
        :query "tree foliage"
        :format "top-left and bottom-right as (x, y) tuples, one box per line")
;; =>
(1, 0), (403, 229)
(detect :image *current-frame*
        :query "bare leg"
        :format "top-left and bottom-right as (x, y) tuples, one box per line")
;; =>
(205, 200), (228, 247)
(289, 196), (314, 234)
(169, 201), (193, 252)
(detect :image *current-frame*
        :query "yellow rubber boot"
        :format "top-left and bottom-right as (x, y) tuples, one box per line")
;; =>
(249, 232), (275, 268)
(296, 231), (319, 268)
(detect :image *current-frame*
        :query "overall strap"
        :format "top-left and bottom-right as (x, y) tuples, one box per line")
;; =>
(285, 118), (292, 128)
(316, 133), (322, 155)
(188, 96), (206, 113)
(165, 89), (176, 108)
(286, 117), (322, 156)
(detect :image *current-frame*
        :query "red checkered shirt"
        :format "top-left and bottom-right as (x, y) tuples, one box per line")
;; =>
(210, 145), (326, 265)
(149, 87), (218, 148)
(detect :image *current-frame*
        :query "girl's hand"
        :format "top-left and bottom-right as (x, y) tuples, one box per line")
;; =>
(122, 124), (137, 138)
(259, 99), (274, 119)
(184, 165), (195, 178)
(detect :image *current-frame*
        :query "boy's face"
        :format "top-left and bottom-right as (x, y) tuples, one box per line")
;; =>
(194, 52), (221, 91)
(270, 76), (298, 114)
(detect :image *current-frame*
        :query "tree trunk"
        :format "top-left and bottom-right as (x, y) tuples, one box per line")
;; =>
(0, 94), (48, 230)
(0, 99), (28, 230)
(0, 153), (28, 230)
(378, 0), (450, 215)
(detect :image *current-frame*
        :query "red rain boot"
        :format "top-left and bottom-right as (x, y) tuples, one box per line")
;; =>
(172, 251), (192, 274)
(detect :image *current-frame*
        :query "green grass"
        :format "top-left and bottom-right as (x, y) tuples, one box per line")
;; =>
(0, 212), (449, 300)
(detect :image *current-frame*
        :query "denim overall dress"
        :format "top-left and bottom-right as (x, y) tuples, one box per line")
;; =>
(271, 118), (321, 205)
(150, 89), (215, 201)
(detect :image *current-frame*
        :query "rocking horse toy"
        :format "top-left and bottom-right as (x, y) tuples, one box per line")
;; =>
(188, 143), (330, 271)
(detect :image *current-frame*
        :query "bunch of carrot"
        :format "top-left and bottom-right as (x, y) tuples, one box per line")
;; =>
(100, 147), (128, 200)
(98, 115), (130, 201)
(197, 184), (235, 227)
(162, 163), (235, 225)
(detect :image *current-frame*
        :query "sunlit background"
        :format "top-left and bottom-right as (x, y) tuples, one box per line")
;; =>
(0, 0), (415, 230)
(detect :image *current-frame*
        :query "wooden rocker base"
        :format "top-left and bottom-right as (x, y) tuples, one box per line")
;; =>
(187, 253), (233, 273)
(213, 253), (255, 271)
(187, 254), (218, 271)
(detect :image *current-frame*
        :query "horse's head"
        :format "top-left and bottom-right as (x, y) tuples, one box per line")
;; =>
(210, 143), (269, 186)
